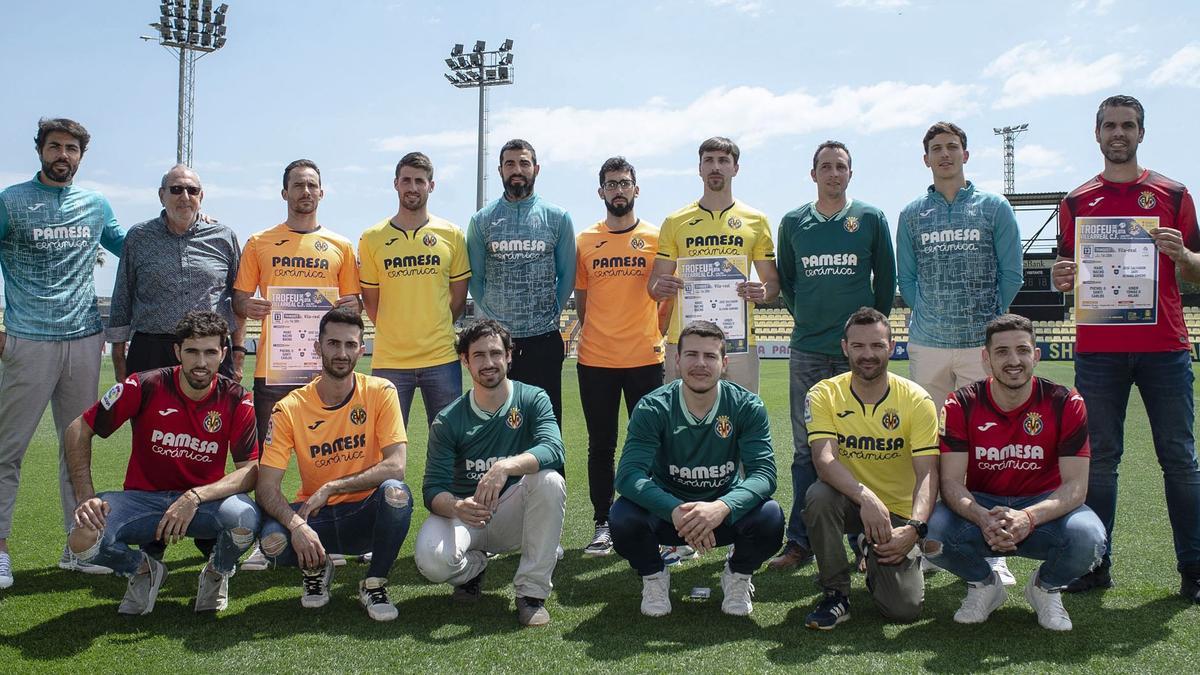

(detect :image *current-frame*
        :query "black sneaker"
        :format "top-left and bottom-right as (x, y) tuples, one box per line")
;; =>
(452, 569), (485, 603)
(805, 590), (851, 630)
(1181, 567), (1200, 604)
(584, 522), (613, 557)
(1064, 565), (1113, 594)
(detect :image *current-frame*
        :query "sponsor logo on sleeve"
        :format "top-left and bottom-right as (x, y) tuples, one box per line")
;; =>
(100, 383), (123, 410)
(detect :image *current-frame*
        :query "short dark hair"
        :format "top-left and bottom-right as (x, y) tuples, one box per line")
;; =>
(923, 122), (967, 153)
(698, 136), (740, 164)
(318, 306), (364, 339)
(395, 152), (434, 180)
(499, 139), (537, 166)
(175, 310), (228, 344)
(812, 140), (852, 171)
(598, 156), (636, 186)
(1096, 94), (1145, 132)
(456, 319), (513, 356)
(843, 306), (891, 340)
(678, 320), (727, 357)
(35, 118), (90, 154)
(985, 313), (1036, 347)
(283, 159), (321, 189)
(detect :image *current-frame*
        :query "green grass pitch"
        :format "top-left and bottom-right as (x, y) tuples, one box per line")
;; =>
(0, 357), (1196, 673)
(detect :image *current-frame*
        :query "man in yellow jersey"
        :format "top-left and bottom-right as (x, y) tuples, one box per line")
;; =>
(256, 307), (412, 621)
(648, 136), (778, 394)
(575, 157), (666, 557)
(233, 159), (360, 571)
(801, 307), (939, 630)
(360, 152), (470, 428)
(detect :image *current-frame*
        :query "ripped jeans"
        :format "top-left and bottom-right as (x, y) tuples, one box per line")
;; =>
(72, 490), (260, 577)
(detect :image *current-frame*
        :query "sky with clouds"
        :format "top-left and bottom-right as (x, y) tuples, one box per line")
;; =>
(2, 0), (1198, 296)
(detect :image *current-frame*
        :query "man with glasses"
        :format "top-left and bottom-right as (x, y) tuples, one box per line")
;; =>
(107, 165), (245, 383)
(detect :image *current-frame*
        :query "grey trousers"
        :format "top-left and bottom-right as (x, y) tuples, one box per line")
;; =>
(802, 480), (924, 622)
(0, 332), (103, 538)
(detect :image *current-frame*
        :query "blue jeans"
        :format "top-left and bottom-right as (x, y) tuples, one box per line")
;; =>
(73, 491), (259, 576)
(926, 492), (1106, 589)
(785, 349), (849, 549)
(374, 360), (463, 428)
(1075, 351), (1200, 569)
(609, 496), (784, 576)
(260, 479), (413, 579)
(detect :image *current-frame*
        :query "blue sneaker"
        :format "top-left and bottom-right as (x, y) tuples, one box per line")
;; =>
(660, 545), (698, 566)
(805, 590), (851, 630)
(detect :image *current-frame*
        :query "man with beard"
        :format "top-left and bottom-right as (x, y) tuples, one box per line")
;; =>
(770, 140), (896, 571)
(574, 157), (666, 557)
(63, 311), (259, 614)
(235, 160), (361, 571)
(802, 307), (938, 630)
(0, 118), (125, 588)
(359, 152), (470, 428)
(466, 140), (575, 427)
(415, 319), (566, 627)
(256, 307), (413, 621)
(610, 320), (782, 617)
(107, 164), (245, 383)
(1051, 95), (1200, 602)
(926, 314), (1105, 631)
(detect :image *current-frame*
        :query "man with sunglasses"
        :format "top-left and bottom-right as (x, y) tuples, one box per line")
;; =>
(106, 165), (245, 383)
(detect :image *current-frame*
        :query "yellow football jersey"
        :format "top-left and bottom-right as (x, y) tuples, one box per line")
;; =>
(805, 371), (938, 519)
(358, 216), (470, 369)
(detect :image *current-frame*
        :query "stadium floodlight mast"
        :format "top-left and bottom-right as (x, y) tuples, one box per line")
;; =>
(443, 39), (515, 210)
(993, 123), (1029, 195)
(142, 0), (231, 166)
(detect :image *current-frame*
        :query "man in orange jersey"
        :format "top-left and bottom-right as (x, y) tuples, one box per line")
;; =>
(256, 307), (412, 621)
(575, 157), (666, 557)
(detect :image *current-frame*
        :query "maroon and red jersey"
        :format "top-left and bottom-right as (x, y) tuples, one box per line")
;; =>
(83, 366), (258, 492)
(1058, 170), (1200, 353)
(940, 377), (1089, 496)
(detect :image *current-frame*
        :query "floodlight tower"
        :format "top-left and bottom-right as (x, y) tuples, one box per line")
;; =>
(443, 39), (515, 210)
(993, 123), (1029, 195)
(144, 1), (230, 166)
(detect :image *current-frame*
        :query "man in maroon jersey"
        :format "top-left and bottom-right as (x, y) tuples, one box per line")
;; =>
(1051, 94), (1200, 602)
(63, 311), (260, 615)
(926, 314), (1105, 631)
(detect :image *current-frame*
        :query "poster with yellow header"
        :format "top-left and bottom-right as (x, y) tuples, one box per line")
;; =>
(267, 286), (339, 385)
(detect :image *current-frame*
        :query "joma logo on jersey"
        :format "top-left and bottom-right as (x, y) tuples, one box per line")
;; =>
(714, 415), (733, 439)
(1139, 191), (1157, 210)
(203, 411), (222, 433)
(802, 253), (858, 268)
(506, 406), (523, 429)
(309, 433), (367, 458)
(489, 240), (547, 253)
(685, 234), (743, 248)
(669, 461), (736, 480)
(1023, 412), (1044, 436)
(151, 430), (218, 454)
(383, 254), (441, 269)
(270, 256), (330, 269)
(975, 444), (1045, 461)
(920, 229), (981, 245)
(592, 256), (647, 269)
(31, 225), (91, 241)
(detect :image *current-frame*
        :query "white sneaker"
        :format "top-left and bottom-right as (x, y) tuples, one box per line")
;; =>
(118, 554), (168, 615)
(1025, 570), (1072, 631)
(954, 572), (1007, 624)
(359, 577), (398, 621)
(641, 569), (671, 617)
(720, 564), (755, 617)
(58, 546), (112, 575)
(195, 561), (230, 612)
(0, 552), (13, 589)
(660, 545), (698, 566)
(988, 556), (1016, 586)
(300, 558), (335, 609)
(240, 544), (270, 571)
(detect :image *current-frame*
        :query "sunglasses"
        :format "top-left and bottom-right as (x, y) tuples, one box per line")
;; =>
(166, 185), (202, 195)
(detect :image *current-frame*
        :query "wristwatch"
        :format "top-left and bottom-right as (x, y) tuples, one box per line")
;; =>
(905, 518), (928, 538)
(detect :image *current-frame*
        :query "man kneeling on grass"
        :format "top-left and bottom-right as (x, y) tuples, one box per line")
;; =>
(256, 306), (413, 622)
(414, 319), (567, 628)
(611, 320), (784, 618)
(926, 314), (1105, 631)
(65, 311), (260, 615)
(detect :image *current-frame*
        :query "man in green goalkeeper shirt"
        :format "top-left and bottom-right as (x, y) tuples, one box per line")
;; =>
(611, 321), (784, 617)
(414, 319), (566, 628)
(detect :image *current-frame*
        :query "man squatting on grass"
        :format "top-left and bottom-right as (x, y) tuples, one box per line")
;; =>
(64, 311), (259, 615)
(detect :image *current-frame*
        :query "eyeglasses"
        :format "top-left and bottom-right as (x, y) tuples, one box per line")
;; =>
(166, 185), (202, 195)
(602, 180), (635, 191)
